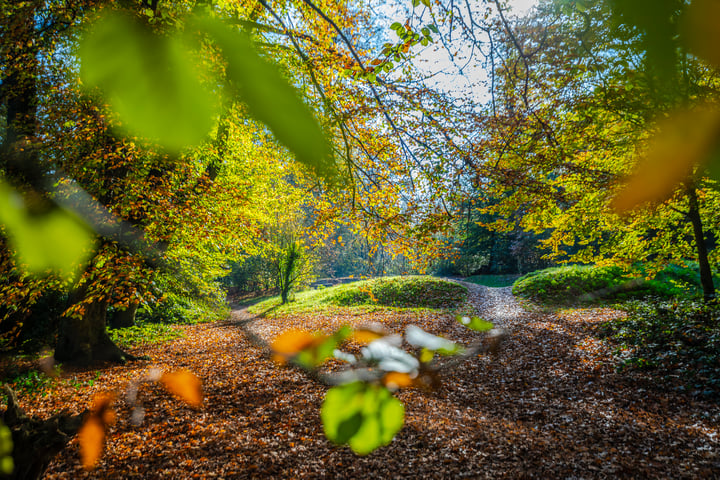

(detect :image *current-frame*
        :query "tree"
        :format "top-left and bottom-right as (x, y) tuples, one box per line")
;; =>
(421, 0), (720, 298)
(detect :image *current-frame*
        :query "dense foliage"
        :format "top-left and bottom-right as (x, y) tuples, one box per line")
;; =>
(598, 298), (720, 398)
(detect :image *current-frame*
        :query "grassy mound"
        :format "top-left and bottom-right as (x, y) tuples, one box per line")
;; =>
(512, 264), (704, 306)
(249, 276), (468, 315)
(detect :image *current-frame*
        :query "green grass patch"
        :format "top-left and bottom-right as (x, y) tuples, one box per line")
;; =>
(512, 264), (704, 306)
(248, 276), (468, 316)
(108, 321), (186, 350)
(597, 298), (720, 399)
(464, 274), (519, 288)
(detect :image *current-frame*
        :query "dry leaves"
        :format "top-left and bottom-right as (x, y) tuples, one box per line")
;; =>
(6, 283), (716, 478)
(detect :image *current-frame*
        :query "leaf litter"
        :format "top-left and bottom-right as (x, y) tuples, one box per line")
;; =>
(10, 282), (717, 478)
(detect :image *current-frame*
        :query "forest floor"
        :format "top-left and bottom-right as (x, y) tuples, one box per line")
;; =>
(21, 283), (720, 478)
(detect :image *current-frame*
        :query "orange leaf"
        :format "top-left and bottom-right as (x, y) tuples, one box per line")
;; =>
(612, 106), (720, 212)
(160, 370), (203, 407)
(78, 416), (105, 470)
(271, 329), (316, 363)
(90, 392), (116, 416)
(683, 0), (720, 67)
(352, 330), (385, 344)
(382, 371), (415, 390)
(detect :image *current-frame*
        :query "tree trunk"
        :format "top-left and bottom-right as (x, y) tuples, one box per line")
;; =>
(110, 301), (139, 329)
(687, 185), (715, 301)
(2, 386), (85, 480)
(54, 288), (136, 364)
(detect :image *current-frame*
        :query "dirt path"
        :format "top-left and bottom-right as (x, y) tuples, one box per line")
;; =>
(461, 282), (526, 328)
(32, 285), (720, 478)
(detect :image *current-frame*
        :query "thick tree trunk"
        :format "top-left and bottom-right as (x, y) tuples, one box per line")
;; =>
(687, 185), (715, 301)
(110, 301), (139, 329)
(2, 386), (85, 480)
(54, 288), (136, 364)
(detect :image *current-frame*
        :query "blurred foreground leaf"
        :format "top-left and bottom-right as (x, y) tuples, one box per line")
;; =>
(160, 370), (203, 407)
(0, 422), (13, 475)
(80, 11), (219, 151)
(458, 315), (494, 332)
(321, 381), (404, 455)
(405, 325), (462, 355)
(0, 181), (95, 278)
(612, 106), (720, 212)
(78, 393), (115, 470)
(193, 16), (334, 177)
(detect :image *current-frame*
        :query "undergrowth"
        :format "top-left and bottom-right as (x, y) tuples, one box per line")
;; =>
(108, 321), (186, 350)
(597, 298), (720, 399)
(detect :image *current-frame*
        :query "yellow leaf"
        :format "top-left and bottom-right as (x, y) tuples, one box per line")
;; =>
(612, 106), (720, 212)
(78, 416), (105, 470)
(160, 370), (203, 407)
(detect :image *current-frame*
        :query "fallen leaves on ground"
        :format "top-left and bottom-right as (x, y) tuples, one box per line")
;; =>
(7, 284), (719, 478)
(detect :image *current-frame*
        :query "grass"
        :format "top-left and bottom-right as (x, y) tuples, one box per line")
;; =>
(464, 274), (519, 288)
(248, 276), (468, 316)
(108, 321), (186, 350)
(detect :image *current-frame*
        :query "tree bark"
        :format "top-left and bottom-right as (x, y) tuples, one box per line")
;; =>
(54, 287), (136, 364)
(110, 301), (139, 329)
(2, 385), (85, 480)
(686, 185), (715, 301)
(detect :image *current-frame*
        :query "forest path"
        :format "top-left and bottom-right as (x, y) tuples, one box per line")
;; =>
(39, 283), (720, 478)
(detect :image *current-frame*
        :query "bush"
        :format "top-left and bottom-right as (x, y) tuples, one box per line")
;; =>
(597, 298), (720, 398)
(512, 264), (697, 306)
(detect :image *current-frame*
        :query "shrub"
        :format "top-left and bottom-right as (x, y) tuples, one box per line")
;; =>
(597, 298), (720, 398)
(512, 264), (699, 306)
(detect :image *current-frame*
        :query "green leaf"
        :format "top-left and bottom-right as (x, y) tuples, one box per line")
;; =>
(0, 418), (14, 475)
(428, 24), (440, 34)
(390, 22), (402, 31)
(0, 182), (95, 278)
(321, 382), (404, 455)
(458, 316), (494, 332)
(194, 16), (335, 178)
(80, 11), (219, 151)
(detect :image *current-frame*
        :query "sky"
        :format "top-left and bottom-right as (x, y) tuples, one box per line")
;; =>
(413, 0), (540, 105)
(510, 0), (539, 16)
